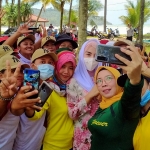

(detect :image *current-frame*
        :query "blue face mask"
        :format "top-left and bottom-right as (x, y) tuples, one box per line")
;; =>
(141, 89), (150, 106)
(37, 64), (54, 80)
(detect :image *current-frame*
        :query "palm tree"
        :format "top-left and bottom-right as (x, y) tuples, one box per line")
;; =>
(3, 3), (33, 27)
(3, 3), (17, 27)
(78, 0), (88, 50)
(0, 0), (2, 36)
(139, 0), (145, 44)
(17, 0), (21, 26)
(119, 0), (150, 28)
(21, 3), (34, 23)
(68, 0), (73, 26)
(52, 0), (70, 33)
(63, 9), (78, 25)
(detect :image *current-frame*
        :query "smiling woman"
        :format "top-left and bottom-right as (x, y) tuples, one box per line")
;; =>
(88, 47), (144, 150)
(17, 35), (35, 65)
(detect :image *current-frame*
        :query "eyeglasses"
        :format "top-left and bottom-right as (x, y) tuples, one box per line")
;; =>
(96, 75), (114, 86)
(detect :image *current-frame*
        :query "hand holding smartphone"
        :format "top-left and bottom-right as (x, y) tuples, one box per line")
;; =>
(95, 45), (131, 65)
(36, 81), (53, 107)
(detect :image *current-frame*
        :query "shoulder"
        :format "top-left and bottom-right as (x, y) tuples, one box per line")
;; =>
(67, 78), (85, 97)
(67, 78), (80, 90)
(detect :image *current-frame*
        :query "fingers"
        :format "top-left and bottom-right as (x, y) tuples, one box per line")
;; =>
(13, 63), (22, 78)
(31, 105), (42, 111)
(6, 60), (11, 78)
(115, 54), (130, 66)
(0, 78), (11, 91)
(20, 97), (41, 105)
(25, 18), (32, 26)
(24, 90), (39, 99)
(19, 85), (33, 94)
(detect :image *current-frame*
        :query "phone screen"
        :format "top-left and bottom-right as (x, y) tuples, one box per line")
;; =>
(23, 69), (40, 99)
(95, 45), (131, 65)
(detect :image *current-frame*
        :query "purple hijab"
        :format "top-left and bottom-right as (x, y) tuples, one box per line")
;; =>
(74, 39), (102, 92)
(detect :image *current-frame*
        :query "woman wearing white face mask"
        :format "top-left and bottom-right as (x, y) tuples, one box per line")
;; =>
(67, 39), (102, 150)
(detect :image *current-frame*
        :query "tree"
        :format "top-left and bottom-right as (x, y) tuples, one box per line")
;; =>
(78, 0), (88, 50)
(63, 9), (78, 25)
(68, 0), (73, 26)
(139, 0), (145, 44)
(0, 0), (2, 36)
(52, 0), (70, 33)
(17, 0), (21, 26)
(103, 0), (107, 32)
(3, 2), (33, 27)
(23, 0), (50, 27)
(21, 3), (33, 23)
(3, 3), (17, 27)
(119, 0), (150, 28)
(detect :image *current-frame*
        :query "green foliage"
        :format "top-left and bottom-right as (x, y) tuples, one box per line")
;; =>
(119, 0), (150, 27)
(88, 0), (103, 17)
(63, 9), (78, 25)
(87, 0), (103, 27)
(2, 2), (33, 27)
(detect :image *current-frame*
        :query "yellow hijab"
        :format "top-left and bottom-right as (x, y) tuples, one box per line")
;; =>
(94, 66), (123, 109)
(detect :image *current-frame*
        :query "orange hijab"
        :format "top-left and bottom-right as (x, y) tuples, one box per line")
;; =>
(94, 66), (123, 109)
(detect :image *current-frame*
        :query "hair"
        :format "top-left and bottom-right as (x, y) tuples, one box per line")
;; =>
(134, 43), (143, 51)
(0, 69), (5, 74)
(135, 43), (148, 57)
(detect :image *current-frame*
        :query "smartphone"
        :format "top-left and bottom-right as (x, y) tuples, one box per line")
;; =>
(28, 27), (39, 35)
(95, 45), (132, 65)
(23, 68), (40, 99)
(36, 81), (53, 107)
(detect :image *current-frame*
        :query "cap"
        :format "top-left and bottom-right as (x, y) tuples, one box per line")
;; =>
(0, 54), (30, 71)
(17, 34), (35, 46)
(41, 36), (56, 47)
(55, 34), (78, 49)
(0, 45), (14, 58)
(114, 38), (134, 47)
(31, 48), (58, 62)
(117, 74), (150, 87)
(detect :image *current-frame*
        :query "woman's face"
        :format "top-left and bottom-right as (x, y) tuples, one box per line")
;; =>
(43, 41), (56, 53)
(59, 41), (73, 50)
(57, 62), (74, 82)
(32, 55), (55, 69)
(83, 42), (97, 58)
(96, 70), (117, 98)
(18, 39), (34, 56)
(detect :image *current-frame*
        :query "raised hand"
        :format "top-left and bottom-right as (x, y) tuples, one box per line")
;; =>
(85, 84), (100, 104)
(0, 61), (21, 99)
(16, 18), (35, 35)
(40, 24), (47, 38)
(10, 85), (41, 116)
(115, 46), (143, 85)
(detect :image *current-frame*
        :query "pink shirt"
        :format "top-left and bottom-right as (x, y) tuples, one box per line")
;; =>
(67, 78), (99, 150)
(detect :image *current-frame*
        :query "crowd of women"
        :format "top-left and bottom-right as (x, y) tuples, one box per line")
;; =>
(0, 20), (150, 150)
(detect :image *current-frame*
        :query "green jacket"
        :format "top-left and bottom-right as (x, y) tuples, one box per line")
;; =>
(88, 79), (144, 150)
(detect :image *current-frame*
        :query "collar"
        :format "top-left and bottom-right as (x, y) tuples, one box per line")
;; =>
(18, 53), (31, 65)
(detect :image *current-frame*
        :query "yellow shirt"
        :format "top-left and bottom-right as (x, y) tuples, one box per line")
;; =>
(133, 111), (150, 150)
(30, 91), (74, 150)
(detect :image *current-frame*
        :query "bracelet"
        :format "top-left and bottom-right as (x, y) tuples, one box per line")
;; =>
(0, 93), (16, 101)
